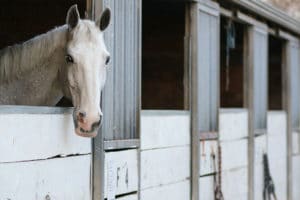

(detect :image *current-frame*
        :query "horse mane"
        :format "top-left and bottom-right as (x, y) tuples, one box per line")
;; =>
(0, 25), (68, 82)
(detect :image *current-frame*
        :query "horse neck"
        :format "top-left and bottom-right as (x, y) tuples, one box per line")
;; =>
(0, 25), (68, 82)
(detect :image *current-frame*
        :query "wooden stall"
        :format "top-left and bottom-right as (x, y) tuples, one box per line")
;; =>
(1, 0), (300, 200)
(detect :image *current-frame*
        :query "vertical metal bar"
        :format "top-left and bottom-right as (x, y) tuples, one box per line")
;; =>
(92, 1), (105, 200)
(285, 41), (293, 200)
(246, 24), (268, 200)
(190, 3), (200, 200)
(184, 4), (191, 111)
(137, 0), (142, 199)
(246, 26), (255, 200)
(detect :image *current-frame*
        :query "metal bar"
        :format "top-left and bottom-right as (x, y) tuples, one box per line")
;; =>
(220, 7), (233, 18)
(104, 139), (140, 150)
(285, 40), (294, 200)
(190, 3), (200, 200)
(86, 0), (94, 19)
(279, 30), (299, 43)
(237, 11), (267, 29)
(199, 132), (218, 141)
(0, 106), (73, 114)
(229, 0), (300, 35)
(92, 1), (105, 200)
(246, 26), (255, 200)
(136, 2), (142, 200)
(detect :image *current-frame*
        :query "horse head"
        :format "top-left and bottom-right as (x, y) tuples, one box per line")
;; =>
(63, 5), (110, 137)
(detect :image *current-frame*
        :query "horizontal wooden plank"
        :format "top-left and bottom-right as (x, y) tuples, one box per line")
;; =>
(222, 167), (248, 200)
(141, 146), (190, 189)
(219, 109), (248, 141)
(104, 139), (139, 150)
(140, 180), (190, 200)
(104, 150), (138, 198)
(117, 194), (138, 200)
(0, 105), (73, 114)
(199, 140), (218, 176)
(0, 114), (91, 163)
(268, 132), (287, 159)
(141, 110), (190, 150)
(199, 176), (214, 200)
(221, 139), (248, 171)
(293, 155), (300, 200)
(267, 111), (287, 136)
(0, 155), (91, 200)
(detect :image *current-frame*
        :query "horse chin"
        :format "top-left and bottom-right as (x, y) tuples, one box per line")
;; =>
(75, 128), (98, 138)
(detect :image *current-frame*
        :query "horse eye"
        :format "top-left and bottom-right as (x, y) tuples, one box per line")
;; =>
(65, 54), (74, 63)
(105, 56), (110, 65)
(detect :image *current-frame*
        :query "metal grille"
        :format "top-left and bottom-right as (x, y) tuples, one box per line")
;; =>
(101, 0), (141, 140)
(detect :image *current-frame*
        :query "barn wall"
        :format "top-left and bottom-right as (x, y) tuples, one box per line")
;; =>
(219, 109), (249, 200)
(0, 109), (92, 199)
(267, 111), (287, 199)
(103, 149), (139, 199)
(140, 110), (190, 200)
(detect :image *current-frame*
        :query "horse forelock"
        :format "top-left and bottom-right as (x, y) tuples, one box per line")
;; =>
(68, 20), (105, 49)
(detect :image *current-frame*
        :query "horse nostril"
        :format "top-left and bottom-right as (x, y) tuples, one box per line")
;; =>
(77, 111), (87, 123)
(78, 111), (86, 118)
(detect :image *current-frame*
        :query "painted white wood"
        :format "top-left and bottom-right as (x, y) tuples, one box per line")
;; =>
(222, 167), (248, 200)
(292, 155), (300, 200)
(140, 110), (190, 150)
(219, 109), (248, 141)
(267, 112), (287, 199)
(140, 180), (189, 200)
(221, 139), (248, 171)
(117, 194), (138, 200)
(254, 134), (267, 200)
(104, 150), (138, 198)
(254, 134), (267, 164)
(267, 111), (287, 136)
(0, 155), (91, 200)
(199, 140), (218, 176)
(140, 146), (190, 189)
(0, 113), (91, 163)
(199, 176), (214, 200)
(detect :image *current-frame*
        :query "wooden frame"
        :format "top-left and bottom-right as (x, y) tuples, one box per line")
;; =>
(190, 1), (220, 199)
(237, 11), (268, 200)
(279, 30), (300, 200)
(92, 0), (142, 199)
(228, 0), (300, 34)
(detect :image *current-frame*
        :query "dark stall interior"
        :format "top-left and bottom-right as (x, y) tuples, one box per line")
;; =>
(220, 17), (245, 108)
(0, 0), (86, 49)
(268, 35), (284, 110)
(142, 1), (186, 110)
(0, 0), (86, 106)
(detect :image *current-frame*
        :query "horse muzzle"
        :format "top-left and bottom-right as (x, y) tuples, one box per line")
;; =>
(73, 111), (103, 138)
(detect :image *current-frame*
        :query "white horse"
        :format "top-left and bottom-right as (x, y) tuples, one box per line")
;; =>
(0, 5), (111, 137)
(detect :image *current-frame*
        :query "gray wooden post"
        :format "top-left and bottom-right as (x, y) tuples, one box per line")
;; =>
(190, 1), (220, 199)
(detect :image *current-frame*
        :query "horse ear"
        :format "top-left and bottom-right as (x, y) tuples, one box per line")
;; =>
(97, 8), (111, 31)
(66, 4), (80, 29)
